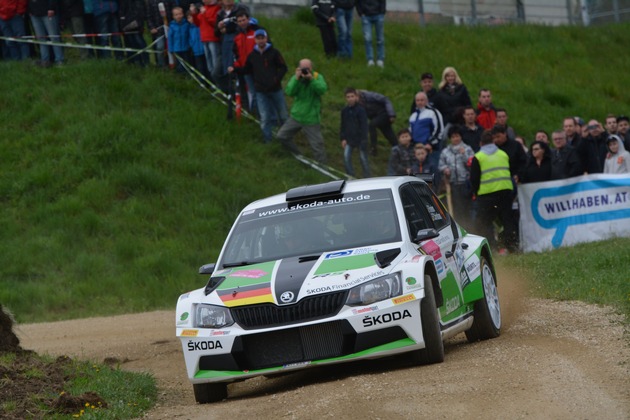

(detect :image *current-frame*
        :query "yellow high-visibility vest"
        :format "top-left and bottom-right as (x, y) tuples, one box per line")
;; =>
(475, 149), (513, 195)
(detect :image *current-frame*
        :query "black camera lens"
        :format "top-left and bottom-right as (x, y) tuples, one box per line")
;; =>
(301, 68), (309, 75)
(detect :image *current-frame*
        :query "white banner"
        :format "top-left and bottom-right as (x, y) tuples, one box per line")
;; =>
(518, 174), (630, 253)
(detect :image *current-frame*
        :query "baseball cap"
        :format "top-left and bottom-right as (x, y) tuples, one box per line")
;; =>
(254, 29), (267, 38)
(420, 72), (433, 80)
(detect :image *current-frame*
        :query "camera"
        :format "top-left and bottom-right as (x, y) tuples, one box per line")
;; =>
(301, 68), (310, 75)
(587, 124), (598, 130)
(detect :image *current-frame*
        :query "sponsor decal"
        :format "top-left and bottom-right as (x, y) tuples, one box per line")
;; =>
(454, 246), (465, 272)
(406, 277), (417, 286)
(362, 309), (412, 327)
(180, 312), (189, 321)
(464, 254), (481, 280)
(280, 291), (295, 303)
(307, 270), (387, 294)
(283, 361), (311, 369)
(256, 193), (374, 218)
(181, 329), (198, 337)
(211, 330), (230, 336)
(435, 259), (445, 275)
(325, 250), (353, 259)
(351, 305), (378, 315)
(229, 269), (268, 279)
(306, 286), (332, 295)
(314, 253), (377, 276)
(459, 267), (471, 290)
(312, 271), (344, 279)
(445, 296), (460, 314)
(420, 240), (442, 259)
(187, 340), (223, 351)
(393, 294), (415, 305)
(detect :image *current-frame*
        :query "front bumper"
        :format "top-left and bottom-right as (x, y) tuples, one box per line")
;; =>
(178, 293), (426, 384)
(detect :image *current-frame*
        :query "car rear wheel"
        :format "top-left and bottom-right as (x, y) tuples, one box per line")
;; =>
(193, 382), (228, 404)
(465, 255), (501, 342)
(411, 274), (444, 365)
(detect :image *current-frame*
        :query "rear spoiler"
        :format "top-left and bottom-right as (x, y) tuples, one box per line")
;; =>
(414, 173), (435, 185)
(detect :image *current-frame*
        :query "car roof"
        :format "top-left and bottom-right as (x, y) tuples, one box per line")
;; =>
(242, 176), (423, 211)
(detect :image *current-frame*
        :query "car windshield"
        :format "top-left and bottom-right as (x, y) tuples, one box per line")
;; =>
(220, 189), (401, 267)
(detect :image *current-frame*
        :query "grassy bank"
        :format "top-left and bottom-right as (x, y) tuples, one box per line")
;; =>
(504, 237), (630, 318)
(1, 18), (629, 325)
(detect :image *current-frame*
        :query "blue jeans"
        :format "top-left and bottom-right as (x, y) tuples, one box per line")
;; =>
(256, 90), (288, 142)
(361, 13), (384, 62)
(244, 74), (257, 112)
(344, 144), (371, 178)
(29, 15), (64, 63)
(203, 41), (221, 81)
(336, 8), (353, 58)
(0, 15), (30, 60)
(94, 12), (122, 59)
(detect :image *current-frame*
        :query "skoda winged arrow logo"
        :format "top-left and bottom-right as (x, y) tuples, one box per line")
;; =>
(280, 291), (295, 303)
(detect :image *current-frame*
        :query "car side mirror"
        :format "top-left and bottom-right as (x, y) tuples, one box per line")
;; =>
(415, 228), (439, 243)
(198, 263), (216, 275)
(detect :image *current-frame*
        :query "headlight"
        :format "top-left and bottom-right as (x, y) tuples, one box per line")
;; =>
(194, 304), (234, 328)
(346, 272), (402, 306)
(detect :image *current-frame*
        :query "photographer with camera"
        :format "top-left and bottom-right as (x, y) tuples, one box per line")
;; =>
(578, 119), (608, 174)
(276, 58), (329, 164)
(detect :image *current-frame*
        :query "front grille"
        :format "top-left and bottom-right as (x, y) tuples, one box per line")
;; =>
(241, 321), (346, 369)
(231, 291), (348, 329)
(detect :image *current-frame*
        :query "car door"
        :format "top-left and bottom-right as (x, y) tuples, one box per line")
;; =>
(406, 182), (467, 323)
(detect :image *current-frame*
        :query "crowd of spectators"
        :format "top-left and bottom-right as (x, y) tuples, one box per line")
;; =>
(2, 0), (628, 253)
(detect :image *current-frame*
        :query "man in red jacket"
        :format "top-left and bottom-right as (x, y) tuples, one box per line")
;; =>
(228, 10), (259, 112)
(475, 88), (496, 130)
(0, 0), (29, 60)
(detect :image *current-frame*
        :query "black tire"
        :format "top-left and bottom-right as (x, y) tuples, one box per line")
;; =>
(465, 255), (501, 343)
(411, 274), (444, 365)
(193, 382), (228, 404)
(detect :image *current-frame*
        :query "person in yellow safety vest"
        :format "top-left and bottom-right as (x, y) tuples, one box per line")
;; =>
(469, 130), (518, 254)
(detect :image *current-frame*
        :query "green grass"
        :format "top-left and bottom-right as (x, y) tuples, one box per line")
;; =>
(0, 15), (628, 325)
(60, 360), (156, 419)
(0, 352), (156, 419)
(503, 237), (630, 318)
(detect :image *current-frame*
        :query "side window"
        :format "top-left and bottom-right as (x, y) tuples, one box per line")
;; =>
(412, 183), (449, 231)
(399, 184), (431, 239)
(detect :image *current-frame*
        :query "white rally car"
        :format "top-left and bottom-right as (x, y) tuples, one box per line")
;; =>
(176, 176), (501, 403)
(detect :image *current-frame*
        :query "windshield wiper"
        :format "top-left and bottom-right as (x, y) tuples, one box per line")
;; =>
(222, 261), (253, 268)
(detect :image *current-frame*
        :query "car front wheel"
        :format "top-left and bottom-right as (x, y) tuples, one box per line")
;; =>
(411, 274), (445, 365)
(465, 255), (501, 342)
(193, 382), (228, 404)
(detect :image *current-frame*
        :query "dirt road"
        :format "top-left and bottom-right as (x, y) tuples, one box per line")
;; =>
(16, 267), (629, 419)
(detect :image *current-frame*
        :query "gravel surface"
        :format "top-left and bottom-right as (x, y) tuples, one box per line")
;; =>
(16, 266), (629, 419)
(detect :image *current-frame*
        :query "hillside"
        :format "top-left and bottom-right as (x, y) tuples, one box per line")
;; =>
(1, 18), (629, 323)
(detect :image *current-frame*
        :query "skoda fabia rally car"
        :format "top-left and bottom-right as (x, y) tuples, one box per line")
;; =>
(176, 176), (501, 403)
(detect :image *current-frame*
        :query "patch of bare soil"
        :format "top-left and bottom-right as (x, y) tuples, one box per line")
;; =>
(12, 267), (630, 419)
(0, 306), (107, 419)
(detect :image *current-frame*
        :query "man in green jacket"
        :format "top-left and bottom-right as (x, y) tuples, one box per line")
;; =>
(277, 58), (329, 163)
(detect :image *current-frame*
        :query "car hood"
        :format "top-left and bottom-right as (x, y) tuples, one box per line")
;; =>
(210, 245), (401, 307)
